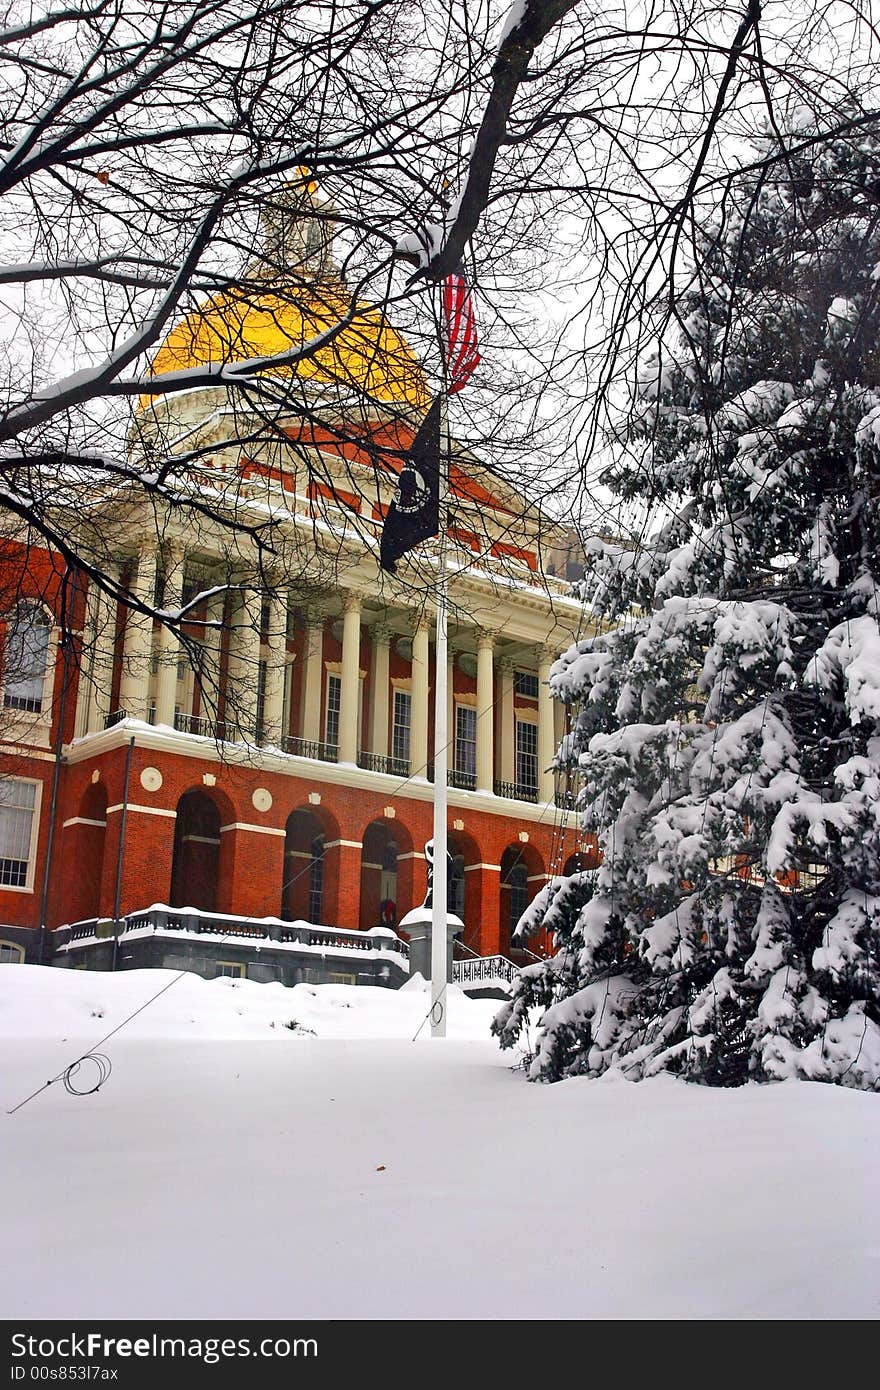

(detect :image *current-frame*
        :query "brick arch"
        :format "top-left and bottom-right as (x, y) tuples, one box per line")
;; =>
(173, 781), (238, 826)
(281, 804), (341, 925)
(500, 841), (547, 957)
(168, 783), (241, 922)
(358, 817), (416, 931)
(562, 847), (599, 875)
(447, 829), (483, 953)
(59, 781), (108, 924)
(287, 802), (341, 845)
(170, 787), (232, 912)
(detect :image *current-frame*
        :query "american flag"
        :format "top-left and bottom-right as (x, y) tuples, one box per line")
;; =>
(442, 262), (480, 393)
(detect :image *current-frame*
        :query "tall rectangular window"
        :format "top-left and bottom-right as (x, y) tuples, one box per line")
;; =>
(514, 671), (539, 700)
(3, 605), (49, 713)
(392, 689), (411, 767)
(0, 779), (37, 889)
(325, 673), (341, 748)
(450, 854), (465, 918)
(515, 719), (539, 796)
(455, 705), (477, 788)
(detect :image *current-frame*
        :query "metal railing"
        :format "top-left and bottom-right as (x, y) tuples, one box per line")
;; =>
(452, 955), (519, 986)
(357, 751), (410, 777)
(554, 782), (582, 810)
(281, 735), (339, 763)
(104, 708), (132, 728)
(426, 766), (478, 790)
(173, 712), (223, 739)
(449, 768), (477, 791)
(493, 779), (538, 803)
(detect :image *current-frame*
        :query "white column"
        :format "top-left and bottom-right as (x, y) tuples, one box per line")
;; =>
(410, 619), (429, 778)
(476, 630), (494, 794)
(370, 622), (391, 758)
(228, 585), (262, 741)
(301, 610), (324, 742)
(498, 657), (515, 784)
(85, 570), (119, 733)
(261, 588), (288, 746)
(154, 545), (185, 728)
(338, 592), (362, 765)
(538, 644), (556, 804)
(198, 589), (226, 731)
(119, 546), (157, 721)
(554, 694), (565, 750)
(446, 648), (455, 772)
(74, 591), (96, 737)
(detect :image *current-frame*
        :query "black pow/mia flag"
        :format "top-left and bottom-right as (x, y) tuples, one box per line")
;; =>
(379, 396), (442, 575)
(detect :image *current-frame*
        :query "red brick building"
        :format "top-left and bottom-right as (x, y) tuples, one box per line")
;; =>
(0, 182), (595, 980)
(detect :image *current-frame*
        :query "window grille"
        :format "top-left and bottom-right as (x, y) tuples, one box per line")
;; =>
(455, 705), (477, 784)
(514, 671), (539, 699)
(325, 673), (341, 748)
(392, 689), (411, 766)
(515, 719), (539, 795)
(308, 837), (324, 923)
(0, 779), (36, 888)
(216, 961), (245, 979)
(3, 604), (49, 712)
(507, 863), (528, 937)
(450, 854), (465, 918)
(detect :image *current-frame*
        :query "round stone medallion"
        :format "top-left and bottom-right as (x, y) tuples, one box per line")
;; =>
(139, 766), (163, 793)
(252, 787), (272, 813)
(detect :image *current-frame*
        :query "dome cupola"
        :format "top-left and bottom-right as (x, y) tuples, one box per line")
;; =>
(146, 170), (429, 410)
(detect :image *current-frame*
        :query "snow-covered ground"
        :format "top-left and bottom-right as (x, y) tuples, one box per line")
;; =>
(2, 965), (878, 1320)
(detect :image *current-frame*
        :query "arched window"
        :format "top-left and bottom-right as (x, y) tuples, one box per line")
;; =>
(0, 939), (25, 962)
(508, 863), (528, 937)
(308, 836), (324, 923)
(450, 854), (465, 918)
(283, 809), (337, 923)
(379, 839), (398, 922)
(381, 841), (398, 872)
(3, 603), (50, 713)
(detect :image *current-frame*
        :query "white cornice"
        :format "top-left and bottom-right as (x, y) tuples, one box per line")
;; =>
(0, 743), (57, 764)
(64, 723), (568, 827)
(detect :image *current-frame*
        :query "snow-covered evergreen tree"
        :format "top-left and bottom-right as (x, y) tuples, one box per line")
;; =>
(495, 106), (880, 1088)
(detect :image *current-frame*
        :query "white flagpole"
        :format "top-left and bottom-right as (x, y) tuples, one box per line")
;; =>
(430, 386), (450, 1037)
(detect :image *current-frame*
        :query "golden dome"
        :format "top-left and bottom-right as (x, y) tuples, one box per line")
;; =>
(146, 280), (430, 410)
(146, 174), (429, 410)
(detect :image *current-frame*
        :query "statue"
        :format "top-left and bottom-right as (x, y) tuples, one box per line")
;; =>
(399, 839), (464, 982)
(422, 837), (454, 912)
